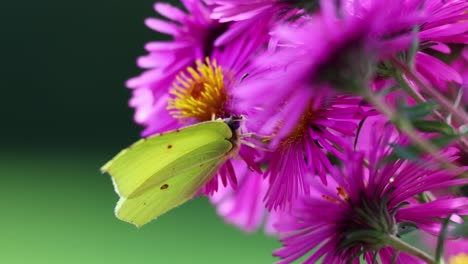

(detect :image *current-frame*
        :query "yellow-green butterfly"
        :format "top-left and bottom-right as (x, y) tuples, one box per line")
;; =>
(101, 116), (242, 227)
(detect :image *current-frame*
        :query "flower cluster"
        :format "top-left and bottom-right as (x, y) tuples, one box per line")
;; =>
(125, 0), (468, 263)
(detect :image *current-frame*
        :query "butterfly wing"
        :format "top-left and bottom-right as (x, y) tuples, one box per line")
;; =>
(101, 120), (237, 227)
(101, 121), (233, 199)
(115, 140), (231, 227)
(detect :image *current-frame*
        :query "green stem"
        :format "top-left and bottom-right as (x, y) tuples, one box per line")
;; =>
(394, 73), (425, 104)
(386, 234), (435, 264)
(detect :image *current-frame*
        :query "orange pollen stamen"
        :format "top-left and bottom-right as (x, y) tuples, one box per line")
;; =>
(321, 194), (341, 205)
(167, 57), (228, 122)
(321, 186), (349, 204)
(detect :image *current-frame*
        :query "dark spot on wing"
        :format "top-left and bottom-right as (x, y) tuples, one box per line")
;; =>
(160, 184), (169, 190)
(175, 129), (180, 133)
(167, 144), (173, 149)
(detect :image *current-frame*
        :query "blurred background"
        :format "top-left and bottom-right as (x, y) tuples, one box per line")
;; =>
(0, 0), (279, 263)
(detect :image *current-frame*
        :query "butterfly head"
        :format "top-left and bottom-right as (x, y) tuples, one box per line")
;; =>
(223, 115), (244, 131)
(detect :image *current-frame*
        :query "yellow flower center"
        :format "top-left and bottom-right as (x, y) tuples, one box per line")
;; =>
(450, 253), (468, 264)
(168, 58), (228, 122)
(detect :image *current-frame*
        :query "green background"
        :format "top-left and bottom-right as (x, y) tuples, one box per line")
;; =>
(1, 0), (279, 263)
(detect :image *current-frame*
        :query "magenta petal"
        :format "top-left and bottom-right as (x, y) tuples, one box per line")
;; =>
(145, 18), (182, 36)
(154, 3), (187, 22)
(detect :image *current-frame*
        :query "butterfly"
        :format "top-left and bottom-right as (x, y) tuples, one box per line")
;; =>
(101, 116), (244, 227)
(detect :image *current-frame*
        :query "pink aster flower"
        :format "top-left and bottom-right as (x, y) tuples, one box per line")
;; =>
(140, 20), (269, 132)
(274, 124), (468, 263)
(127, 0), (225, 130)
(261, 96), (373, 210)
(130, 9), (270, 136)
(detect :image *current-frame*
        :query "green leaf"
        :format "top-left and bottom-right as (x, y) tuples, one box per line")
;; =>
(411, 120), (455, 135)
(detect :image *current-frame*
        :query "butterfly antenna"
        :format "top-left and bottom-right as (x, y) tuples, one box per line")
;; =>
(228, 72), (249, 118)
(240, 139), (271, 152)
